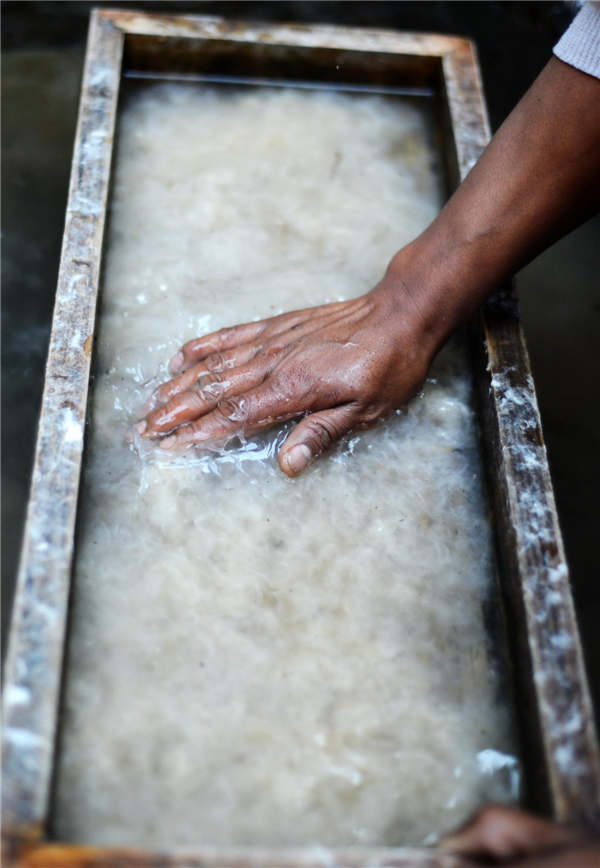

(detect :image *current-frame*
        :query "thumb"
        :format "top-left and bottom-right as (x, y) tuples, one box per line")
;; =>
(279, 405), (357, 477)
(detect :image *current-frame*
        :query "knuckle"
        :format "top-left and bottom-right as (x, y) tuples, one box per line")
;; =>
(304, 416), (338, 451)
(196, 374), (224, 402)
(201, 369), (224, 387)
(205, 352), (226, 372)
(186, 390), (209, 414)
(216, 396), (248, 425)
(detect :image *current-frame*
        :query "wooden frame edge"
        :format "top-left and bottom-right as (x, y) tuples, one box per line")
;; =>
(2, 9), (124, 844)
(98, 7), (471, 58)
(441, 33), (600, 831)
(9, 842), (470, 868)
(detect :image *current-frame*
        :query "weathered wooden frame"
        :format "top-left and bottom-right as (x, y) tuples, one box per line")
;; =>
(3, 9), (599, 867)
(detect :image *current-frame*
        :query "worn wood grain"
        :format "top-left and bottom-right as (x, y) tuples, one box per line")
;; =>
(1, 10), (123, 845)
(103, 10), (467, 57)
(474, 294), (600, 828)
(440, 36), (600, 830)
(9, 842), (468, 868)
(107, 8), (467, 91)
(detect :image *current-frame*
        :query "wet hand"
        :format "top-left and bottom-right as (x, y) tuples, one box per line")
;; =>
(439, 805), (598, 867)
(136, 268), (437, 477)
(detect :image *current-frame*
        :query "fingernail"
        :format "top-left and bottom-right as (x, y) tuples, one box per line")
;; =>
(283, 444), (312, 475)
(135, 420), (147, 436)
(169, 351), (184, 372)
(159, 436), (177, 450)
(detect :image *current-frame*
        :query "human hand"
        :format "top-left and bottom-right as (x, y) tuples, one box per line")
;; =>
(135, 56), (600, 480)
(135, 262), (440, 477)
(439, 805), (599, 867)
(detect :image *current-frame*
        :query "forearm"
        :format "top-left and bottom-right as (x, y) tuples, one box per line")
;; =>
(386, 57), (600, 350)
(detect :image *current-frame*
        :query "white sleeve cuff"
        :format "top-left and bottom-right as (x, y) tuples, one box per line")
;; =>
(553, 1), (600, 79)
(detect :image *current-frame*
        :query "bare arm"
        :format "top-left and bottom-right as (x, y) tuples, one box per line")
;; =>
(137, 57), (600, 476)
(393, 56), (600, 343)
(438, 804), (599, 867)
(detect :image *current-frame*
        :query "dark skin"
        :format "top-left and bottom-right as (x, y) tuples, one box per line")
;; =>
(137, 57), (600, 476)
(437, 805), (599, 867)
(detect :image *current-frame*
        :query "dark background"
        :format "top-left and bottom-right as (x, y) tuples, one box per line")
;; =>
(2, 2), (599, 725)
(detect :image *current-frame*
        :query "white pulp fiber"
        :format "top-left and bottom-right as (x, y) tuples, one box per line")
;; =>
(53, 84), (520, 847)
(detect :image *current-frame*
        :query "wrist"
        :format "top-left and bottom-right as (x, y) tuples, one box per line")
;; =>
(379, 236), (461, 357)
(366, 238), (449, 375)
(382, 222), (505, 354)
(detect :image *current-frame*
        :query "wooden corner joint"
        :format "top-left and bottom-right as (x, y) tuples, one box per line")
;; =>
(4, 836), (150, 868)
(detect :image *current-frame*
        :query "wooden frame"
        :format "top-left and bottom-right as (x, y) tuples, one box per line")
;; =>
(3, 9), (599, 867)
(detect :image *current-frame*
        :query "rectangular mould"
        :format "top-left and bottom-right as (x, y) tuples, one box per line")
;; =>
(3, 9), (599, 867)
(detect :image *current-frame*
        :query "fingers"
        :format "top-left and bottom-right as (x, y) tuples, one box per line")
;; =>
(168, 301), (350, 373)
(170, 321), (267, 373)
(438, 805), (579, 862)
(140, 364), (268, 438)
(149, 365), (208, 409)
(158, 383), (298, 451)
(147, 298), (377, 463)
(278, 404), (358, 477)
(152, 343), (260, 408)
